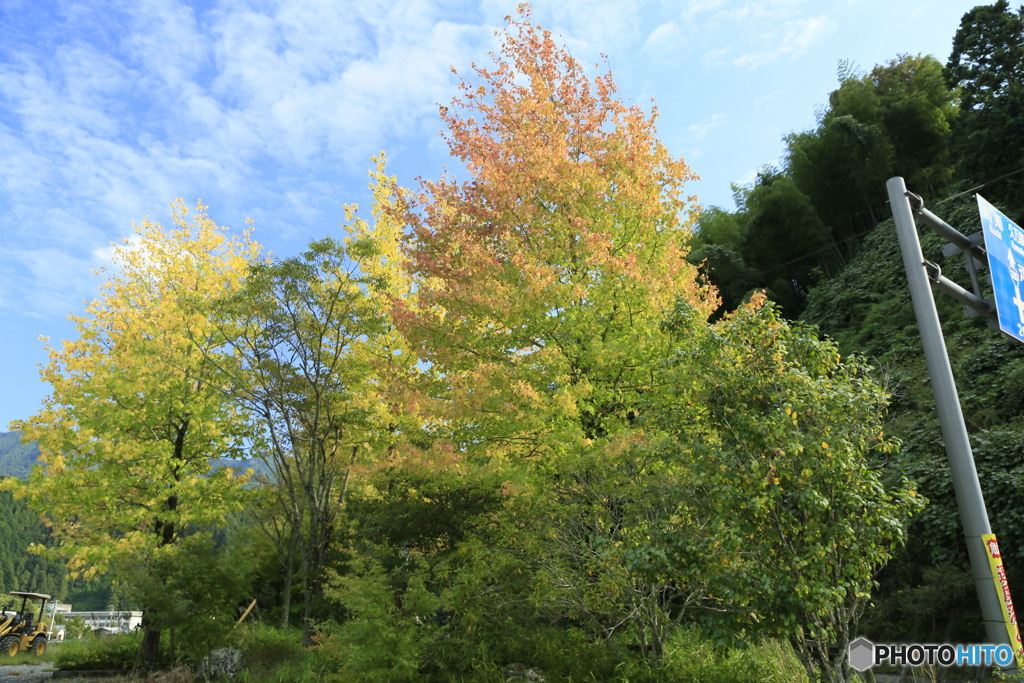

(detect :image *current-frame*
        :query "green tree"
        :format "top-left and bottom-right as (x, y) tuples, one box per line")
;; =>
(688, 207), (760, 314)
(947, 0), (1024, 210)
(379, 5), (718, 668)
(393, 5), (715, 461)
(738, 172), (834, 315)
(653, 297), (923, 682)
(694, 54), (955, 319)
(3, 202), (260, 670)
(826, 55), (956, 196)
(215, 162), (419, 635)
(802, 199), (1024, 646)
(870, 55), (957, 194)
(787, 113), (893, 252)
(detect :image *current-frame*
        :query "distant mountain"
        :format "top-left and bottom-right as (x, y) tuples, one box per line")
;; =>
(0, 430), (266, 480)
(0, 432), (39, 479)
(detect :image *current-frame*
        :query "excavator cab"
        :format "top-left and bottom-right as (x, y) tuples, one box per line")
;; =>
(1, 592), (50, 657)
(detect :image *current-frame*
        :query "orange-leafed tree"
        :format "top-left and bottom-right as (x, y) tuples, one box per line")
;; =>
(377, 6), (719, 664)
(395, 5), (716, 463)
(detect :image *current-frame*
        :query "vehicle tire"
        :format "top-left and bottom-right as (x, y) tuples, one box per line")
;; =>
(30, 636), (46, 656)
(1, 636), (18, 657)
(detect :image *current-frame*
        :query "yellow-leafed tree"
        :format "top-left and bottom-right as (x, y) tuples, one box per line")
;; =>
(5, 201), (262, 670)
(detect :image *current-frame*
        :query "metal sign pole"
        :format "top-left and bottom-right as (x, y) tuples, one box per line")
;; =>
(887, 177), (1012, 654)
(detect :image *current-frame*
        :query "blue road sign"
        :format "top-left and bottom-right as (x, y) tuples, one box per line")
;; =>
(978, 195), (1024, 344)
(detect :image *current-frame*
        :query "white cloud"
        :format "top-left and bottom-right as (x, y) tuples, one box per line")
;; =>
(688, 112), (727, 142)
(669, 2), (839, 70)
(732, 14), (836, 68)
(0, 0), (498, 319)
(478, 0), (645, 63)
(0, 247), (103, 318)
(680, 0), (729, 21)
(549, 0), (644, 53)
(643, 21), (684, 63)
(197, 0), (486, 169)
(753, 88), (786, 111)
(121, 0), (208, 91)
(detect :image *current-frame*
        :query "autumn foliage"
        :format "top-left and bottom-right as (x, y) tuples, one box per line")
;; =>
(394, 7), (717, 472)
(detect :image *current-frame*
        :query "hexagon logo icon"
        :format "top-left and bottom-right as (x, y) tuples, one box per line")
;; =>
(848, 637), (875, 672)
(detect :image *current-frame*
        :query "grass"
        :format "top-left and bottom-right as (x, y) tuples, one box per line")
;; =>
(3, 640), (59, 667)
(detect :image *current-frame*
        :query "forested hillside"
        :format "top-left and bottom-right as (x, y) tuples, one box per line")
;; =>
(690, 1), (1023, 319)
(0, 432), (123, 611)
(0, 432), (62, 598)
(804, 201), (1024, 642)
(0, 431), (39, 479)
(0, 490), (65, 598)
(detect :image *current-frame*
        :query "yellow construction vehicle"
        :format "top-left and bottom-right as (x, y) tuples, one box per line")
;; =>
(0, 592), (51, 657)
(0, 600), (17, 639)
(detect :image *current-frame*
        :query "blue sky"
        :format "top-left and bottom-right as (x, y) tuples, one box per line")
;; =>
(0, 0), (979, 429)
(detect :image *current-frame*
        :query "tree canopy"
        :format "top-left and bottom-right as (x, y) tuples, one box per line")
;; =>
(947, 0), (1024, 209)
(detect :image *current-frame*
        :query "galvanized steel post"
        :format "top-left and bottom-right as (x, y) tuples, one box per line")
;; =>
(887, 176), (1010, 652)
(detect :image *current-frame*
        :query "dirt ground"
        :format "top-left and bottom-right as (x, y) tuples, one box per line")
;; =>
(0, 660), (53, 680)
(0, 666), (197, 682)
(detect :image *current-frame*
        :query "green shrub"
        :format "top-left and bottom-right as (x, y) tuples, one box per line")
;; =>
(221, 621), (810, 681)
(318, 555), (440, 682)
(229, 622), (309, 681)
(430, 621), (617, 682)
(120, 533), (257, 665)
(662, 631), (809, 683)
(55, 631), (142, 671)
(427, 625), (810, 682)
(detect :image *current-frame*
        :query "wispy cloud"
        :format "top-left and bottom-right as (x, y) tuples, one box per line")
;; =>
(732, 15), (836, 68)
(642, 21), (685, 63)
(479, 0), (644, 56)
(0, 0), (492, 318)
(681, 0), (730, 21)
(661, 1), (838, 70)
(547, 0), (644, 53)
(689, 113), (728, 142)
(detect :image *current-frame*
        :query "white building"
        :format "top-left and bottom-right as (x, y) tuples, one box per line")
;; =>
(62, 610), (143, 633)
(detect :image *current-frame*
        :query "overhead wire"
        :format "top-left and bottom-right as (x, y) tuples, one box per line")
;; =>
(935, 166), (1024, 205)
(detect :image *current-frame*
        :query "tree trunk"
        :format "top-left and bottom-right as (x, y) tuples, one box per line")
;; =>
(135, 621), (161, 673)
(301, 555), (315, 647)
(280, 528), (297, 628)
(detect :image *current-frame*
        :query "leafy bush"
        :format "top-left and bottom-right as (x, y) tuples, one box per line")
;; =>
(229, 622), (309, 680)
(55, 631), (142, 671)
(432, 620), (621, 682)
(318, 554), (440, 682)
(663, 631), (810, 683)
(119, 532), (257, 666)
